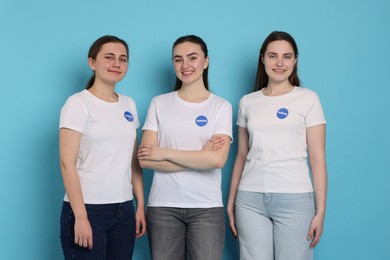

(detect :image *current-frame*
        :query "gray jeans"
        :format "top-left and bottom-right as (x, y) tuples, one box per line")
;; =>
(147, 207), (225, 260)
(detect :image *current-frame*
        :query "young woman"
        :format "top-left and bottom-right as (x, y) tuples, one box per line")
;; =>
(59, 35), (146, 259)
(138, 35), (232, 260)
(227, 31), (327, 260)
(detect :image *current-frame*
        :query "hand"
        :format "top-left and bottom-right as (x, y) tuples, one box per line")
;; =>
(135, 209), (147, 238)
(74, 218), (93, 249)
(138, 144), (165, 161)
(202, 136), (225, 151)
(307, 214), (324, 248)
(227, 201), (238, 237)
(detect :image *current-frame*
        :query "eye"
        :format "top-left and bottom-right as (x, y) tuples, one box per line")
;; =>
(189, 56), (197, 61)
(173, 58), (182, 63)
(105, 56), (113, 60)
(120, 58), (128, 63)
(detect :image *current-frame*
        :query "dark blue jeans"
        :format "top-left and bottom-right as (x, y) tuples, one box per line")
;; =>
(60, 200), (136, 260)
(147, 207), (225, 260)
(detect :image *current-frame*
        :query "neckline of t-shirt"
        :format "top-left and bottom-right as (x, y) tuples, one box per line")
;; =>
(259, 86), (297, 98)
(84, 89), (121, 105)
(174, 91), (213, 107)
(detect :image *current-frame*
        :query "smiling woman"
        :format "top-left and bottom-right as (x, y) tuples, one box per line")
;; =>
(227, 31), (328, 260)
(138, 35), (233, 260)
(58, 35), (146, 260)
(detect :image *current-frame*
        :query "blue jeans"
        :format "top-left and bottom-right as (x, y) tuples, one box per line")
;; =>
(235, 191), (315, 260)
(147, 207), (225, 260)
(60, 201), (136, 260)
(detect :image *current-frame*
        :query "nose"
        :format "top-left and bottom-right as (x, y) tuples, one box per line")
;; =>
(181, 59), (189, 69)
(112, 59), (120, 68)
(276, 57), (283, 67)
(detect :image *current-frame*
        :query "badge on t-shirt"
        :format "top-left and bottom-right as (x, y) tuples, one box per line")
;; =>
(276, 108), (289, 119)
(124, 111), (134, 122)
(195, 115), (208, 127)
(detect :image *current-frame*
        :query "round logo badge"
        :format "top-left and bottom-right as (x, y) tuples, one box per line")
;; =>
(195, 115), (208, 127)
(124, 111), (134, 122)
(276, 108), (289, 119)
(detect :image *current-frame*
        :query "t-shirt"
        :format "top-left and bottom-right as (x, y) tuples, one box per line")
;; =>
(143, 91), (232, 208)
(60, 89), (139, 204)
(237, 87), (326, 193)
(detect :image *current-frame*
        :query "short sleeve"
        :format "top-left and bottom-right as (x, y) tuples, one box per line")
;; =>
(59, 95), (88, 133)
(214, 100), (233, 140)
(142, 98), (158, 132)
(236, 96), (247, 128)
(305, 92), (326, 127)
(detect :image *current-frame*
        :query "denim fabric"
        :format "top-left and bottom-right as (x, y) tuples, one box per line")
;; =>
(60, 200), (136, 260)
(147, 207), (225, 260)
(235, 191), (315, 260)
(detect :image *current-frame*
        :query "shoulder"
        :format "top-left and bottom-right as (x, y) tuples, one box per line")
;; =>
(118, 93), (137, 106)
(149, 92), (176, 107)
(294, 86), (319, 98)
(210, 94), (232, 112)
(210, 93), (231, 106)
(63, 90), (89, 108)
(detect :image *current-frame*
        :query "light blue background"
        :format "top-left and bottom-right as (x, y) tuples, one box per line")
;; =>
(1, 0), (389, 259)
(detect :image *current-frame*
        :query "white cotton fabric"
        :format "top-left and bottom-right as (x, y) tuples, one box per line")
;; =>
(143, 91), (233, 208)
(237, 87), (326, 193)
(60, 90), (139, 204)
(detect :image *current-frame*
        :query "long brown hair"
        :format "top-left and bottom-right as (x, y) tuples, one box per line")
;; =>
(86, 35), (129, 89)
(254, 31), (300, 91)
(172, 35), (209, 91)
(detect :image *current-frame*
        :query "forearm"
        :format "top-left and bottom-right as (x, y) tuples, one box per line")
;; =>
(307, 124), (327, 216)
(227, 153), (246, 208)
(131, 169), (145, 211)
(139, 159), (188, 172)
(163, 135), (231, 170)
(61, 166), (87, 219)
(311, 163), (327, 216)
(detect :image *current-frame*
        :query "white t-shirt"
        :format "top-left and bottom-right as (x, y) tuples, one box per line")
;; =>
(60, 89), (140, 204)
(237, 87), (326, 193)
(143, 91), (233, 208)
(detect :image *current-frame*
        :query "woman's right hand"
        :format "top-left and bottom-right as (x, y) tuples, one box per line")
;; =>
(202, 136), (225, 151)
(227, 199), (238, 237)
(74, 218), (93, 249)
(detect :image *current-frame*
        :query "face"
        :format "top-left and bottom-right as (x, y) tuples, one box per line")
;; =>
(262, 40), (297, 84)
(89, 42), (128, 85)
(172, 42), (209, 86)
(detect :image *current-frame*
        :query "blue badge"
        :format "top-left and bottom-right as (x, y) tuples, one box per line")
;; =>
(195, 115), (208, 127)
(276, 108), (289, 119)
(124, 111), (134, 122)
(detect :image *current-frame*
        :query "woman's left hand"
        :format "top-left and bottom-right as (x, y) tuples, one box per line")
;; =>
(135, 209), (146, 238)
(137, 144), (165, 161)
(307, 214), (324, 248)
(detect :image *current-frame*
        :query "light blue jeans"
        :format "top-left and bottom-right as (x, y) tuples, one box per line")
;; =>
(235, 190), (315, 260)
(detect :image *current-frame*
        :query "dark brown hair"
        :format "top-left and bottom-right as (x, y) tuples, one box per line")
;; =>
(254, 31), (300, 91)
(86, 35), (129, 89)
(172, 35), (209, 91)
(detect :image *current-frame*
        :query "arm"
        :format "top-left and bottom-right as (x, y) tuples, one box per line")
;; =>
(131, 135), (146, 238)
(138, 134), (231, 170)
(138, 130), (189, 172)
(227, 126), (249, 237)
(59, 128), (93, 249)
(306, 124), (328, 248)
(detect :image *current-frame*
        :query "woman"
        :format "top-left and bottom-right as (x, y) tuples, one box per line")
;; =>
(138, 35), (232, 260)
(59, 35), (146, 259)
(227, 31), (327, 260)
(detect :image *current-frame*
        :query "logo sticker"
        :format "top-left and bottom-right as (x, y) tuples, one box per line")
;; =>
(195, 115), (208, 127)
(276, 108), (289, 119)
(124, 111), (134, 122)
